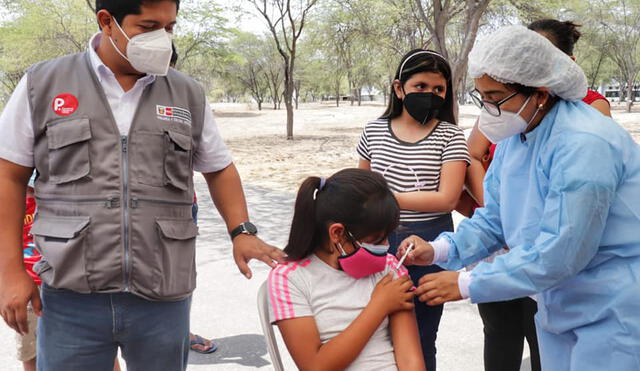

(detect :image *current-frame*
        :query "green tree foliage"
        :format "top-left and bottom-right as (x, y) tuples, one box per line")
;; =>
(0, 0), (95, 98)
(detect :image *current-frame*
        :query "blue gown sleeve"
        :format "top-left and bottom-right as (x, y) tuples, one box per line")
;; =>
(436, 149), (507, 271)
(468, 133), (622, 303)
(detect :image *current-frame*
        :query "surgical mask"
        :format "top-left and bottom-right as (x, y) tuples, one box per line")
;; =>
(336, 242), (387, 279)
(359, 242), (390, 255)
(478, 95), (540, 143)
(403, 92), (445, 125)
(109, 19), (173, 76)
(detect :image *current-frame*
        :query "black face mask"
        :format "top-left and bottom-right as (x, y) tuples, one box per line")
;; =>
(402, 92), (445, 125)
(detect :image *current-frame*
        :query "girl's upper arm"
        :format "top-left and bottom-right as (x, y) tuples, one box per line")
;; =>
(358, 158), (371, 170)
(389, 310), (425, 371)
(276, 317), (323, 370)
(467, 122), (492, 160)
(590, 99), (612, 117)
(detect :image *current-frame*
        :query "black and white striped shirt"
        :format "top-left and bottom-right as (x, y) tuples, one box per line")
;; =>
(358, 118), (470, 222)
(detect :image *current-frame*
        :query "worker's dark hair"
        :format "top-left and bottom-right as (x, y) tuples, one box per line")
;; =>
(528, 19), (581, 56)
(96, 0), (180, 24)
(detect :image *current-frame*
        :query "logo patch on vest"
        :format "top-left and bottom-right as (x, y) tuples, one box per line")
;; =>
(52, 94), (79, 116)
(156, 105), (192, 125)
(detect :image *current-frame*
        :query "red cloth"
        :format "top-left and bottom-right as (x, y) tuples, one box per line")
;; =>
(582, 89), (608, 105)
(23, 196), (42, 285)
(489, 144), (497, 161)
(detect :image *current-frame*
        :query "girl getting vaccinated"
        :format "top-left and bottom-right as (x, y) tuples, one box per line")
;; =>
(268, 169), (425, 371)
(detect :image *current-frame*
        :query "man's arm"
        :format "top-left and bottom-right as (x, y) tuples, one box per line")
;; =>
(0, 159), (41, 335)
(202, 164), (285, 279)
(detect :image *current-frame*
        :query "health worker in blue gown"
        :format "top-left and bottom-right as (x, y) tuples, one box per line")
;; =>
(397, 25), (640, 371)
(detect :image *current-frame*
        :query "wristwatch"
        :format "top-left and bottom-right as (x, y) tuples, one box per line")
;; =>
(230, 221), (258, 240)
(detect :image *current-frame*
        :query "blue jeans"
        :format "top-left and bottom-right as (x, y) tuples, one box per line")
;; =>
(388, 214), (453, 371)
(37, 284), (191, 371)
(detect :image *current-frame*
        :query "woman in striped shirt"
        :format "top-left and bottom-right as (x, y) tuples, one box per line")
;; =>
(358, 49), (470, 371)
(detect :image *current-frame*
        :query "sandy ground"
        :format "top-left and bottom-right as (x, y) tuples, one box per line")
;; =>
(0, 101), (636, 370)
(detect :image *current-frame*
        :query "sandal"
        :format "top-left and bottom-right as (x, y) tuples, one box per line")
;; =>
(189, 334), (218, 354)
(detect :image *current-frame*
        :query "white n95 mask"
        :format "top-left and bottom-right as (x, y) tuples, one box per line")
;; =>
(110, 20), (173, 76)
(478, 95), (539, 143)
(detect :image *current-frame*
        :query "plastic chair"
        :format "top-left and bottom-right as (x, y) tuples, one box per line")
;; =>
(257, 281), (285, 371)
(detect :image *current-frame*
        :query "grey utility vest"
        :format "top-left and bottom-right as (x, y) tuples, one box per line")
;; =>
(27, 52), (205, 301)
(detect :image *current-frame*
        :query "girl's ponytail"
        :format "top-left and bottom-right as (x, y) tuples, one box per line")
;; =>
(284, 176), (323, 260)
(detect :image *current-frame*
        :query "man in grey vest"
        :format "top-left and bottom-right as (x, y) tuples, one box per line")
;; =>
(0, 1), (285, 370)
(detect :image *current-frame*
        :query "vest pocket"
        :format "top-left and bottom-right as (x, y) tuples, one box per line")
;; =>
(154, 218), (198, 298)
(46, 118), (91, 184)
(30, 216), (91, 293)
(164, 130), (192, 191)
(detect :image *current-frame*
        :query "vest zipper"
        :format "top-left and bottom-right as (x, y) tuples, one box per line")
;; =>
(35, 196), (120, 208)
(121, 135), (131, 292)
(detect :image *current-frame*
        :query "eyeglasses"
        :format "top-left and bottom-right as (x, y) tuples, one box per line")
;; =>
(470, 90), (519, 117)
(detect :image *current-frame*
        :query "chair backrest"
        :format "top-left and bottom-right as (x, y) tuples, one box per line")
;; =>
(257, 280), (285, 371)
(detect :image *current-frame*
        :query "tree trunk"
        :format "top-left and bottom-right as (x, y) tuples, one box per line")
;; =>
(626, 80), (634, 113)
(258, 100), (262, 111)
(284, 77), (295, 139)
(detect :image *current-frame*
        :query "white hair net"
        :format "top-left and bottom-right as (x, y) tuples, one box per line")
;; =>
(468, 25), (587, 101)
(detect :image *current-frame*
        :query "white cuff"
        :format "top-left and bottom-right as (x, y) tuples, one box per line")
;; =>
(430, 238), (451, 264)
(458, 271), (472, 299)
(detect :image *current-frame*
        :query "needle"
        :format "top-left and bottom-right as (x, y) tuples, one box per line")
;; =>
(395, 243), (414, 270)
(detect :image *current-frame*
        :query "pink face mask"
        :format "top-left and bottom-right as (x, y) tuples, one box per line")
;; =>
(337, 242), (388, 279)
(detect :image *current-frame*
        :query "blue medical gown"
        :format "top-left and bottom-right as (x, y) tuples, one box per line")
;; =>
(437, 100), (640, 370)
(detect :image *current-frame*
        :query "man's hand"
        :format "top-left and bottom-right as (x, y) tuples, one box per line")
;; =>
(0, 267), (41, 335)
(414, 271), (462, 306)
(232, 234), (286, 279)
(396, 235), (434, 266)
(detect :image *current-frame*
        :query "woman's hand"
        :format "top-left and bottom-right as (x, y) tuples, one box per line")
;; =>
(370, 273), (415, 315)
(414, 271), (462, 306)
(396, 235), (434, 266)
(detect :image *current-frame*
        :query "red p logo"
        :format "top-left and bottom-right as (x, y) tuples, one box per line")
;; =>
(52, 94), (79, 116)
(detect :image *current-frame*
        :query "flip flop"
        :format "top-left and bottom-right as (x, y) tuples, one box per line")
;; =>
(189, 334), (218, 354)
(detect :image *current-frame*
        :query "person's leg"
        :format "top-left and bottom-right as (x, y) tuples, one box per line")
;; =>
(478, 299), (525, 371)
(521, 297), (541, 371)
(37, 285), (119, 371)
(118, 294), (191, 371)
(16, 304), (37, 371)
(22, 358), (36, 371)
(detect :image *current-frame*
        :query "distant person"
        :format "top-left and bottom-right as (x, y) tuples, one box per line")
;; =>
(268, 169), (425, 370)
(399, 25), (640, 371)
(460, 20), (612, 371)
(357, 49), (470, 370)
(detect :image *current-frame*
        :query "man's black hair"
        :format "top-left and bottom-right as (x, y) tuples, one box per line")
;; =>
(96, 0), (180, 24)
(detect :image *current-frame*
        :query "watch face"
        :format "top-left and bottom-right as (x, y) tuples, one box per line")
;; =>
(244, 222), (258, 234)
